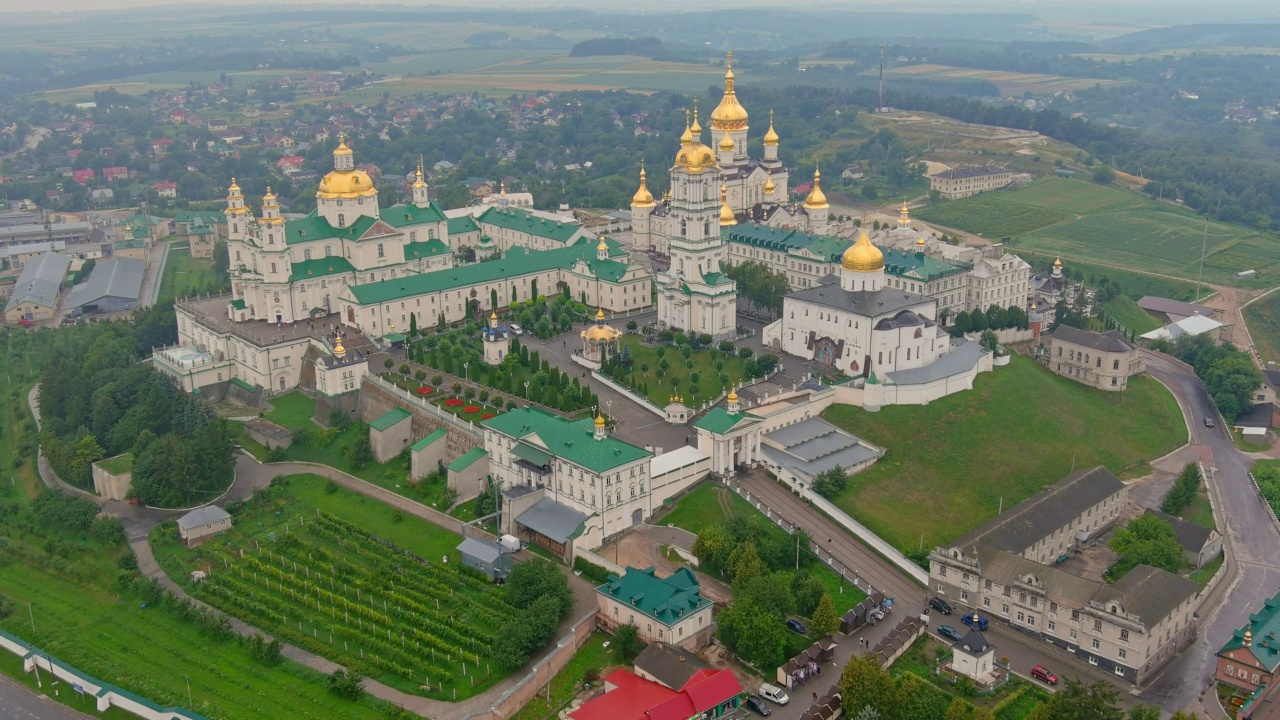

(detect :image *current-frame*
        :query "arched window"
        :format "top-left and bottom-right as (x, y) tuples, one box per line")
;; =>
(409, 231), (417, 242)
(337, 213), (346, 227)
(377, 243), (385, 258)
(304, 249), (312, 260)
(429, 228), (436, 240)
(324, 245), (333, 257)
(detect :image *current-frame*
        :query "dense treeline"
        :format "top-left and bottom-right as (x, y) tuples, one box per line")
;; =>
(37, 303), (232, 506)
(1155, 333), (1263, 420)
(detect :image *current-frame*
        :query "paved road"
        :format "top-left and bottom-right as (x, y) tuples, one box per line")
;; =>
(1138, 352), (1280, 713)
(0, 674), (95, 720)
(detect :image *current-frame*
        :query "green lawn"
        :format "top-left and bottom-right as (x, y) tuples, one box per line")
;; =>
(919, 177), (1279, 286)
(616, 336), (751, 408)
(1244, 291), (1280, 366)
(656, 482), (867, 614)
(1190, 553), (1225, 585)
(1178, 485), (1216, 530)
(266, 391), (318, 427)
(509, 633), (615, 720)
(1017, 252), (1200, 302)
(150, 474), (515, 700)
(157, 247), (226, 303)
(97, 452), (133, 475)
(824, 355), (1187, 552)
(1099, 296), (1163, 335)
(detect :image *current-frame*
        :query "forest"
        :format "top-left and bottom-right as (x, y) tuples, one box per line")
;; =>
(36, 302), (235, 507)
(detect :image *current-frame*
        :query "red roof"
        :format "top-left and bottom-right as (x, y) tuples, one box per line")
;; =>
(153, 181), (177, 190)
(74, 169), (95, 183)
(151, 137), (173, 146)
(276, 155), (304, 168)
(569, 668), (740, 720)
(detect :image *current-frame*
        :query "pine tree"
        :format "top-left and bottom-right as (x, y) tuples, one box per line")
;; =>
(811, 593), (840, 638)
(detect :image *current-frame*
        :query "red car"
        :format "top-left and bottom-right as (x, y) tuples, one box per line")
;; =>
(1030, 665), (1058, 685)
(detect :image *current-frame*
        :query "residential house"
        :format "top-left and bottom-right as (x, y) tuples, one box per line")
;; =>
(1150, 510), (1222, 569)
(1043, 326), (1144, 391)
(1217, 590), (1280, 696)
(594, 567), (715, 650)
(152, 180), (178, 199)
(568, 667), (741, 720)
(177, 505), (232, 547)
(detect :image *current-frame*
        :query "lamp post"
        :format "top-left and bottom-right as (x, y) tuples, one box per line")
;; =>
(463, 362), (469, 382)
(524, 381), (530, 399)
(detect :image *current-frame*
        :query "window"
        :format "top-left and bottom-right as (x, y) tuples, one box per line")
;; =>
(1089, 657), (1098, 666)
(1092, 639), (1100, 651)
(1120, 629), (1129, 642)
(304, 249), (312, 260)
(1017, 611), (1025, 622)
(337, 213), (345, 227)
(939, 566), (947, 578)
(1048, 621), (1056, 632)
(1050, 602), (1058, 615)
(1118, 648), (1127, 660)
(1072, 610), (1081, 622)
(961, 591), (969, 602)
(983, 598), (991, 608)
(1094, 619), (1103, 632)
(377, 243), (385, 258)
(985, 580), (992, 590)
(1226, 665), (1235, 677)
(1070, 628), (1078, 640)
(1115, 359), (1121, 370)
(325, 245), (332, 257)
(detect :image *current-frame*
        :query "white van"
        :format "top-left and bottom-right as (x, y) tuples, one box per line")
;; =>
(758, 683), (789, 705)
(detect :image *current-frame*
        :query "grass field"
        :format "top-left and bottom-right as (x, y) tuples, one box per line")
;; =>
(867, 63), (1124, 95)
(616, 336), (751, 408)
(1017, 252), (1201, 302)
(509, 633), (614, 720)
(157, 247), (227, 303)
(97, 452), (133, 475)
(823, 355), (1187, 553)
(657, 482), (868, 614)
(1244, 291), (1280, 366)
(1099, 296), (1163, 335)
(917, 178), (1280, 286)
(150, 473), (515, 700)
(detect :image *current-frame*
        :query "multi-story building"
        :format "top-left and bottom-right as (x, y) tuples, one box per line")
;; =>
(1043, 326), (1145, 391)
(1216, 590), (1280, 696)
(930, 166), (1014, 200)
(929, 467), (1202, 684)
(594, 567), (715, 651)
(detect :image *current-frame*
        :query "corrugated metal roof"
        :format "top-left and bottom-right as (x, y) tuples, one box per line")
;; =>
(65, 258), (145, 309)
(4, 251), (70, 312)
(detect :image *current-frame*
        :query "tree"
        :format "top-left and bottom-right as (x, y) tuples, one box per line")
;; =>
(1126, 706), (1161, 720)
(813, 466), (849, 499)
(327, 670), (364, 700)
(840, 654), (898, 718)
(1161, 463), (1201, 514)
(716, 598), (787, 668)
(1202, 352), (1263, 419)
(738, 573), (795, 618)
(613, 623), (645, 662)
(793, 572), (827, 616)
(1034, 678), (1123, 720)
(1107, 513), (1186, 578)
(1092, 165), (1116, 184)
(384, 358), (393, 370)
(409, 312), (417, 336)
(945, 698), (974, 720)
(811, 593), (840, 638)
(345, 435), (373, 471)
(506, 558), (573, 616)
(693, 523), (733, 571)
(729, 542), (767, 588)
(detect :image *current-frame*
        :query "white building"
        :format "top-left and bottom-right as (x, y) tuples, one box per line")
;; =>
(930, 166), (1014, 200)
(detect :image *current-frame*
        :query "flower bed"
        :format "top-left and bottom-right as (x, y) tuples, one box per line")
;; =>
(444, 398), (464, 407)
(464, 406), (481, 414)
(481, 413), (496, 420)
(416, 386), (434, 395)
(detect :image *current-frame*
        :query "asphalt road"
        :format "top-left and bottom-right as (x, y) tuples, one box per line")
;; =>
(0, 674), (94, 720)
(1138, 352), (1280, 712)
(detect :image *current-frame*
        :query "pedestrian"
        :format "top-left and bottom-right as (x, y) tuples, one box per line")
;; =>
(812, 692), (817, 701)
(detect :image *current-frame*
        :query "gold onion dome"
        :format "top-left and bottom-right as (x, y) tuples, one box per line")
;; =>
(412, 166), (427, 189)
(727, 389), (738, 402)
(917, 233), (926, 248)
(763, 109), (780, 146)
(710, 51), (749, 130)
(842, 229), (885, 273)
(804, 166), (829, 210)
(318, 169), (376, 199)
(719, 184), (737, 227)
(597, 234), (609, 251)
(333, 336), (346, 358)
(900, 201), (910, 222)
(1053, 256), (1062, 268)
(631, 165), (655, 207)
(690, 98), (703, 137)
(719, 131), (735, 153)
(764, 175), (776, 194)
(228, 177), (241, 192)
(490, 310), (498, 324)
(679, 109), (694, 145)
(594, 414), (606, 428)
(333, 133), (353, 156)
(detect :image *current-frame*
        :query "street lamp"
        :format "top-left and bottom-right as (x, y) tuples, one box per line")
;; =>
(463, 362), (469, 382)
(524, 381), (530, 399)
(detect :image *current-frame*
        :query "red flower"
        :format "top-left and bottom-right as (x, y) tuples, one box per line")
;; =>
(464, 406), (480, 414)
(481, 413), (496, 420)
(445, 398), (464, 407)
(416, 386), (434, 395)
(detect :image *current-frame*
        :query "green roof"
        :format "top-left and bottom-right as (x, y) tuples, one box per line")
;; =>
(174, 210), (226, 225)
(693, 406), (760, 435)
(291, 256), (355, 282)
(477, 206), (582, 244)
(481, 406), (651, 473)
(230, 377), (255, 391)
(512, 441), (554, 467)
(115, 239), (147, 250)
(345, 240), (629, 306)
(126, 213), (167, 228)
(404, 238), (451, 259)
(723, 222), (967, 282)
(231, 298), (247, 310)
(370, 407), (411, 431)
(702, 271), (732, 287)
(447, 215), (480, 235)
(595, 567), (711, 627)
(881, 246), (969, 282)
(284, 213), (382, 245)
(382, 202), (446, 228)
(447, 447), (488, 472)
(411, 428), (447, 451)
(1219, 590), (1280, 672)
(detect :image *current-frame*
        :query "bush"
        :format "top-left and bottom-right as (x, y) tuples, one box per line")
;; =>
(573, 556), (612, 584)
(328, 669), (364, 700)
(613, 623), (645, 662)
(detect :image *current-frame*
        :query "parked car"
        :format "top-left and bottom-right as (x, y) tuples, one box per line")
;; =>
(759, 683), (789, 705)
(744, 695), (772, 716)
(1205, 416), (1215, 427)
(785, 618), (808, 635)
(509, 323), (524, 336)
(929, 597), (953, 615)
(937, 625), (964, 642)
(961, 613), (989, 631)
(1030, 665), (1058, 685)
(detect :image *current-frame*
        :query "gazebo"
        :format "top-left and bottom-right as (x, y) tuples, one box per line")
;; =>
(580, 307), (621, 363)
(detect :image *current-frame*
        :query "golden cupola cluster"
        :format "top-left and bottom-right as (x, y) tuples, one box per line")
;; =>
(317, 133), (377, 200)
(763, 109), (780, 147)
(719, 184), (737, 227)
(674, 108), (716, 173)
(842, 229), (885, 273)
(804, 166), (829, 210)
(631, 164), (656, 207)
(710, 52), (749, 131)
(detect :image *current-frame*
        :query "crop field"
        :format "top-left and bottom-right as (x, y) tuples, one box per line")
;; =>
(864, 63), (1124, 95)
(152, 474), (516, 701)
(1245, 291), (1280, 366)
(917, 178), (1280, 286)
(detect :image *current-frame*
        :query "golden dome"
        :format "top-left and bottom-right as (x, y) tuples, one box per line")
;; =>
(916, 233), (926, 248)
(719, 184), (737, 227)
(842, 229), (884, 273)
(718, 131), (735, 153)
(727, 389), (738, 403)
(412, 161), (427, 189)
(596, 307), (606, 321)
(583, 324), (620, 343)
(263, 186), (277, 202)
(679, 109), (693, 146)
(763, 109), (779, 147)
(631, 165), (655, 207)
(764, 175), (776, 195)
(675, 143), (716, 173)
(804, 166), (829, 210)
(1053, 256), (1062, 268)
(900, 202), (910, 223)
(333, 336), (346, 358)
(710, 52), (749, 131)
(228, 177), (241, 193)
(597, 236), (609, 252)
(333, 133), (353, 156)
(690, 98), (703, 138)
(317, 169), (377, 200)
(595, 414), (606, 428)
(490, 309), (498, 324)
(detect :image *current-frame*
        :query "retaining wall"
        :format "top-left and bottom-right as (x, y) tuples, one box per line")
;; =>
(360, 375), (481, 469)
(460, 613), (598, 720)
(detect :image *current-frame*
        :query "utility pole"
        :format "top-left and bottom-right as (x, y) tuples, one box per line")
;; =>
(1195, 216), (1209, 303)
(878, 44), (886, 112)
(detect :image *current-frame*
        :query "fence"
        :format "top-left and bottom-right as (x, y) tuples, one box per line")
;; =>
(0, 627), (208, 720)
(364, 374), (483, 436)
(460, 612), (598, 720)
(390, 353), (585, 420)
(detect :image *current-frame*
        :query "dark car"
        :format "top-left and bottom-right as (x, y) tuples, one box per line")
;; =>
(929, 597), (953, 615)
(745, 695), (772, 716)
(786, 618), (808, 635)
(961, 613), (989, 631)
(1031, 665), (1058, 685)
(937, 625), (964, 642)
